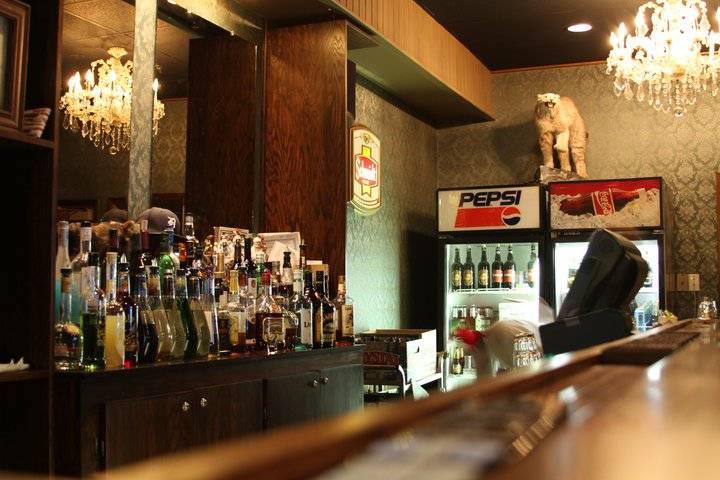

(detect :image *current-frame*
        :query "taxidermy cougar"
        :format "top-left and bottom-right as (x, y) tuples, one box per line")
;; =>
(534, 93), (588, 178)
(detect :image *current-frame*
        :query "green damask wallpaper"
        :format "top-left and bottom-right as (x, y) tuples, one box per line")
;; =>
(438, 64), (719, 316)
(346, 85), (438, 333)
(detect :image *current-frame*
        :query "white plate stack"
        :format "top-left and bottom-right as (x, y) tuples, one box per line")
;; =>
(23, 107), (52, 138)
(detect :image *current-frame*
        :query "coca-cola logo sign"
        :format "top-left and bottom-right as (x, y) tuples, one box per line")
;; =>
(591, 189), (616, 216)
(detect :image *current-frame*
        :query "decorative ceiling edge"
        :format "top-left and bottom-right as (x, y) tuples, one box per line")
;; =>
(491, 60), (607, 74)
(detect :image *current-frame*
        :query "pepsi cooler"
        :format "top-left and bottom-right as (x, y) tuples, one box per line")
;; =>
(437, 184), (550, 358)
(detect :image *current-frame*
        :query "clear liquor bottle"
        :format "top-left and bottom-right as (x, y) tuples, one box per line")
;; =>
(148, 266), (173, 361)
(71, 221), (92, 328)
(255, 269), (284, 353)
(104, 251), (126, 369)
(333, 275), (354, 346)
(225, 269), (245, 353)
(118, 260), (138, 368)
(175, 269), (198, 359)
(314, 271), (335, 348)
(276, 292), (299, 351)
(188, 268), (210, 358)
(289, 269), (313, 350)
(81, 253), (105, 370)
(239, 267), (256, 352)
(54, 268), (82, 370)
(134, 268), (159, 364)
(162, 270), (187, 359)
(55, 221), (71, 322)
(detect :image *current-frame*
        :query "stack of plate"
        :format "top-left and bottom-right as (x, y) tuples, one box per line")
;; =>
(22, 107), (52, 138)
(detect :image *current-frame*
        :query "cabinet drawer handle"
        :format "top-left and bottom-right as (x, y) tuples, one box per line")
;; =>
(321, 376), (329, 385)
(181, 401), (191, 413)
(200, 397), (208, 408)
(310, 380), (319, 388)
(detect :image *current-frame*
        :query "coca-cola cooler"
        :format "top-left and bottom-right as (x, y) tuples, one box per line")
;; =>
(437, 184), (551, 357)
(548, 177), (672, 324)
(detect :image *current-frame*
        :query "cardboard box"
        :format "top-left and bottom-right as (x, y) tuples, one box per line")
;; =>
(358, 329), (437, 383)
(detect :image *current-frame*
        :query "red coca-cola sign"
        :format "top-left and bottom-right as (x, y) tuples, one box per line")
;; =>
(549, 178), (663, 230)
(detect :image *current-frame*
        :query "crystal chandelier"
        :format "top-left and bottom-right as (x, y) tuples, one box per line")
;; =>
(59, 47), (165, 155)
(606, 0), (720, 117)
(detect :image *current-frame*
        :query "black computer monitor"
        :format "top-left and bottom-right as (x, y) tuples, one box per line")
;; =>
(541, 229), (649, 354)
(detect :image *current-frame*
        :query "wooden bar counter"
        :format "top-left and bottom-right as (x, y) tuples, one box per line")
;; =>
(99, 321), (720, 480)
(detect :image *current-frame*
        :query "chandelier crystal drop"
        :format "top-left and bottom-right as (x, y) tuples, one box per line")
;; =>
(606, 0), (720, 117)
(59, 47), (165, 155)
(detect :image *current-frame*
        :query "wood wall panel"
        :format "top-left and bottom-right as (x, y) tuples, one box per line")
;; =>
(264, 21), (347, 290)
(334, 0), (493, 117)
(186, 36), (257, 238)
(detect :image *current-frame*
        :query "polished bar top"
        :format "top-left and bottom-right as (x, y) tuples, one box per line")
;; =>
(99, 321), (712, 480)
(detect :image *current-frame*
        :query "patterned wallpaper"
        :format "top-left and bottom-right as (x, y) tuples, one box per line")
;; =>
(58, 98), (188, 216)
(438, 64), (720, 317)
(347, 84), (438, 333)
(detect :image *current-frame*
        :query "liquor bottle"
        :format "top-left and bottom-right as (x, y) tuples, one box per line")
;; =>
(175, 269), (198, 359)
(314, 271), (336, 348)
(450, 248), (462, 291)
(188, 268), (210, 357)
(134, 268), (159, 364)
(102, 228), (119, 289)
(81, 253), (105, 370)
(271, 261), (282, 293)
(178, 242), (188, 270)
(202, 256), (220, 357)
(491, 246), (503, 289)
(462, 247), (475, 289)
(307, 271), (322, 349)
(117, 260), (138, 368)
(477, 245), (490, 290)
(243, 236), (256, 292)
(299, 239), (307, 273)
(158, 228), (175, 281)
(147, 266), (173, 361)
(104, 252), (125, 369)
(54, 268), (82, 370)
(280, 251), (293, 298)
(131, 219), (153, 275)
(275, 293), (299, 351)
(232, 238), (243, 271)
(162, 270), (187, 360)
(184, 212), (197, 250)
(255, 253), (265, 295)
(238, 267), (256, 352)
(55, 221), (71, 322)
(216, 272), (232, 356)
(290, 269), (313, 349)
(225, 269), (245, 353)
(503, 246), (516, 290)
(255, 269), (284, 352)
(527, 244), (538, 289)
(333, 275), (354, 346)
(71, 221), (92, 327)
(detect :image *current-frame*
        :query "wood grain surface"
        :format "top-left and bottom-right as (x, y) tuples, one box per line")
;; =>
(185, 35), (257, 239)
(263, 21), (347, 293)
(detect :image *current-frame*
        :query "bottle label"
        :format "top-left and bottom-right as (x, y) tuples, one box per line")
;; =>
(322, 311), (335, 342)
(492, 269), (503, 284)
(341, 305), (354, 336)
(315, 310), (324, 342)
(106, 314), (124, 366)
(478, 269), (489, 287)
(503, 269), (515, 285)
(229, 312), (245, 346)
(300, 309), (312, 345)
(462, 270), (473, 288)
(451, 271), (461, 289)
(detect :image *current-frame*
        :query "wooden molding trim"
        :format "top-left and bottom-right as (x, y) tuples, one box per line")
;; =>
(492, 59), (607, 74)
(332, 0), (494, 118)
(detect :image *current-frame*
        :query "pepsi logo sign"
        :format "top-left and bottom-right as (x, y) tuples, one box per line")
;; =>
(502, 206), (522, 226)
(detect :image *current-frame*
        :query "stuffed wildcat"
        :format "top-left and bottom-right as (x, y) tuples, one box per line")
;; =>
(534, 93), (588, 178)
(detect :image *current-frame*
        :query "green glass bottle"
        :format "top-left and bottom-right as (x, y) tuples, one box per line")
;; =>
(158, 229), (175, 281)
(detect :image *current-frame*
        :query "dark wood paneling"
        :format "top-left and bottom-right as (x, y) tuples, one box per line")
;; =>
(320, 364), (363, 418)
(264, 21), (347, 293)
(186, 35), (257, 239)
(196, 380), (264, 444)
(265, 371), (322, 429)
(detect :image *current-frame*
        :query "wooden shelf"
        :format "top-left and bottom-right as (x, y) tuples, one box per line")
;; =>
(0, 127), (55, 152)
(0, 369), (48, 384)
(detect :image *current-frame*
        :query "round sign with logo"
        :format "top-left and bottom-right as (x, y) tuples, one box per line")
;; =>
(348, 125), (381, 215)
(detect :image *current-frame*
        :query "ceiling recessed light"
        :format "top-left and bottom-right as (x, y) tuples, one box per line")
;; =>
(568, 23), (592, 33)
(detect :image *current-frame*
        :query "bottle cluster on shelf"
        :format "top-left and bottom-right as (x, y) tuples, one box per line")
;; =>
(53, 215), (355, 371)
(450, 244), (538, 292)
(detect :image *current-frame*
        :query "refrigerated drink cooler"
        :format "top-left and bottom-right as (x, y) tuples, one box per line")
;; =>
(437, 185), (550, 367)
(548, 177), (672, 329)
